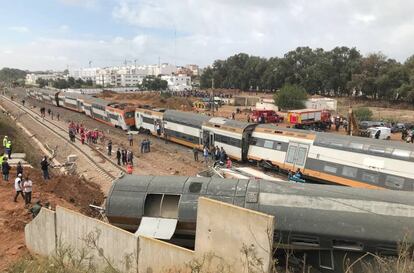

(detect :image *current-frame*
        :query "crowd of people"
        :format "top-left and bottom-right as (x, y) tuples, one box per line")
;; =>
(193, 145), (232, 168)
(1, 131), (54, 218)
(67, 121), (104, 145)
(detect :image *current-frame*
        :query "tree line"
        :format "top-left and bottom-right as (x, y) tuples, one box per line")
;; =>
(200, 47), (414, 102)
(36, 77), (94, 89)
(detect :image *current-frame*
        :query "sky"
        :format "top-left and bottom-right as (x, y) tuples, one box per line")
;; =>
(1, 0), (414, 71)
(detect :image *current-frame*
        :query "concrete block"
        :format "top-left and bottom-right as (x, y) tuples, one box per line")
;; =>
(67, 154), (78, 163)
(55, 206), (138, 273)
(25, 208), (56, 256)
(195, 197), (274, 273)
(10, 153), (26, 159)
(138, 236), (193, 273)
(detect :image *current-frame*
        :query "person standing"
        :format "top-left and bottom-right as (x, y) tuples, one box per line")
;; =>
(193, 147), (199, 162)
(2, 135), (8, 148)
(16, 161), (23, 176)
(127, 150), (133, 165)
(116, 148), (121, 165)
(146, 139), (151, 152)
(2, 158), (11, 181)
(23, 176), (33, 205)
(107, 140), (112, 156)
(210, 146), (216, 161)
(121, 149), (127, 165)
(140, 139), (145, 154)
(203, 146), (209, 166)
(5, 139), (12, 159)
(128, 134), (133, 146)
(57, 113), (60, 121)
(14, 174), (25, 202)
(41, 156), (50, 180)
(30, 200), (42, 218)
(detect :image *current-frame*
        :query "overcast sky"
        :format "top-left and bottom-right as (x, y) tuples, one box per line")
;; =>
(1, 0), (414, 71)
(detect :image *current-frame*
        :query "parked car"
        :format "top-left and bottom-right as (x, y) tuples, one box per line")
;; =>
(359, 121), (385, 130)
(367, 127), (391, 140)
(391, 123), (406, 133)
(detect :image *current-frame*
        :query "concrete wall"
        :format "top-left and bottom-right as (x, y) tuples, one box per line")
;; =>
(195, 197), (275, 273)
(55, 206), (139, 273)
(25, 198), (276, 273)
(25, 208), (56, 256)
(138, 236), (193, 273)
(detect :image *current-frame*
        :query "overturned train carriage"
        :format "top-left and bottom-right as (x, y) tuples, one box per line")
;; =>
(106, 175), (414, 272)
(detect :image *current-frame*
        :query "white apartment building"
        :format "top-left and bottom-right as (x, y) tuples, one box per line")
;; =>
(69, 68), (99, 83)
(161, 74), (192, 91)
(25, 73), (66, 85)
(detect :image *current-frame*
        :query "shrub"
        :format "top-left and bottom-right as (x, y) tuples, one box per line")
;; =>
(354, 107), (373, 121)
(274, 84), (307, 111)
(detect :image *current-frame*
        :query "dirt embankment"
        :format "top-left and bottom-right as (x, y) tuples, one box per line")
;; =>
(0, 112), (104, 271)
(97, 91), (195, 111)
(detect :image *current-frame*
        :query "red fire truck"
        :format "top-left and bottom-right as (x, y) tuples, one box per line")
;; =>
(251, 110), (283, 123)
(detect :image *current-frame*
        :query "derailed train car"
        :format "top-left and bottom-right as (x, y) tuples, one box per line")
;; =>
(106, 175), (414, 273)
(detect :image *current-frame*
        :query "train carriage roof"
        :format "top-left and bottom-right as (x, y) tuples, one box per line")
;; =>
(36, 88), (60, 96)
(164, 110), (210, 128)
(256, 124), (414, 155)
(62, 92), (88, 100)
(83, 96), (110, 106)
(206, 117), (254, 130)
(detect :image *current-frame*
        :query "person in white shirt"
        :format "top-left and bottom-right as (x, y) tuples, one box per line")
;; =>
(23, 176), (33, 205)
(14, 173), (25, 202)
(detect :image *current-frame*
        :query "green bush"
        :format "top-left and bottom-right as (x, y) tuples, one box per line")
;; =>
(274, 84), (307, 110)
(354, 107), (373, 121)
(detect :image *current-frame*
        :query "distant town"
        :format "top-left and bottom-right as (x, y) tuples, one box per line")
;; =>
(25, 63), (201, 92)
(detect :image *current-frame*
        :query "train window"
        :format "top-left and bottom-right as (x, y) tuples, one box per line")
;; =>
(125, 112), (134, 118)
(323, 164), (337, 174)
(285, 146), (297, 163)
(296, 147), (307, 165)
(348, 142), (363, 150)
(189, 182), (202, 193)
(368, 146), (385, 154)
(361, 172), (379, 184)
(263, 140), (273, 149)
(385, 175), (405, 190)
(256, 138), (265, 147)
(392, 149), (410, 158)
(342, 166), (357, 178)
(274, 142), (282, 151)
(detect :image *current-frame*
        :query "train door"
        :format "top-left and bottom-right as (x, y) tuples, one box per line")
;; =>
(285, 142), (309, 170)
(209, 132), (215, 149)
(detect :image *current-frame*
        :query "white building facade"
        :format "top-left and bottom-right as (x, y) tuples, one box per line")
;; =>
(161, 74), (192, 91)
(25, 73), (66, 85)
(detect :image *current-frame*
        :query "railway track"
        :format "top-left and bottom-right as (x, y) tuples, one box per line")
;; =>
(1, 95), (125, 182)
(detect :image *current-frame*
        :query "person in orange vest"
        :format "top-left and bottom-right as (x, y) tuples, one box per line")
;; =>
(126, 163), (133, 174)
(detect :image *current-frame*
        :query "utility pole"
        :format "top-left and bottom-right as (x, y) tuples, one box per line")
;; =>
(211, 78), (215, 116)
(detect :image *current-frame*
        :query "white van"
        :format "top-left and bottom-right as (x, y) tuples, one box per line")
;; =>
(367, 127), (391, 140)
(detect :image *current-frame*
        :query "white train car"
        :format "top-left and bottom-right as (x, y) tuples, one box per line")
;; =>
(202, 117), (255, 161)
(135, 108), (165, 135)
(163, 110), (210, 149)
(248, 125), (315, 171)
(308, 133), (414, 190)
(248, 125), (414, 191)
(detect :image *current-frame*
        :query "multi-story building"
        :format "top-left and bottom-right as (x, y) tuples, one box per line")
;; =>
(185, 64), (200, 76)
(25, 73), (66, 85)
(69, 68), (99, 83)
(161, 74), (192, 91)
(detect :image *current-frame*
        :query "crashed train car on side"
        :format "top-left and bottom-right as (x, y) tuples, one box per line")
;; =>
(105, 175), (414, 273)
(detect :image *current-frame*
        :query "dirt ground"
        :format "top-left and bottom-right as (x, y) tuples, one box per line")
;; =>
(0, 108), (104, 270)
(97, 91), (196, 111)
(0, 169), (104, 271)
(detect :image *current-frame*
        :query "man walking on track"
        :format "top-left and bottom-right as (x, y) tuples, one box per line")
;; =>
(128, 134), (133, 146)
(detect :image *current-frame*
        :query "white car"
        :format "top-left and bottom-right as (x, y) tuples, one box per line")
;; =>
(368, 127), (391, 140)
